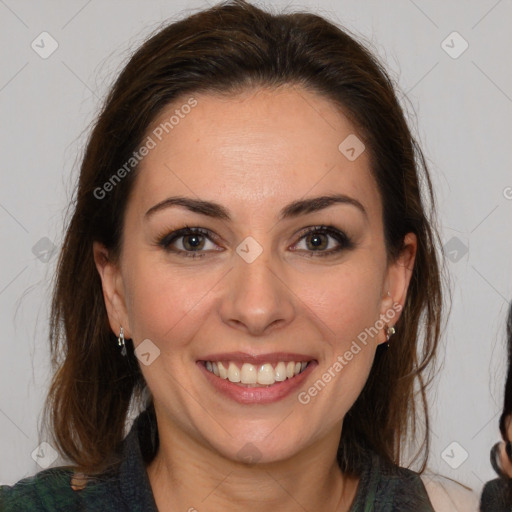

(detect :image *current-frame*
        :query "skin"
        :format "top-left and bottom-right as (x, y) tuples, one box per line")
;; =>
(94, 85), (416, 511)
(499, 416), (512, 477)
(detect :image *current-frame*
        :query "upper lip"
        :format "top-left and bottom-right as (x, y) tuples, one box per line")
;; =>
(199, 351), (316, 364)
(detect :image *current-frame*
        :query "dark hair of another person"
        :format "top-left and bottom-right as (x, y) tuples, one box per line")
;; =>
(46, 0), (443, 475)
(499, 303), (512, 441)
(491, 302), (512, 499)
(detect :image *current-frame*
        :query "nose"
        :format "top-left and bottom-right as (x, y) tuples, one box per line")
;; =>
(219, 250), (295, 337)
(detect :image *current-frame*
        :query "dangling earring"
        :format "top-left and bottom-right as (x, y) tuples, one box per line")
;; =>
(385, 324), (396, 347)
(118, 327), (127, 357)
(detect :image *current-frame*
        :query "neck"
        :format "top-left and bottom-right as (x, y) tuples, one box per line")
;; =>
(146, 413), (359, 512)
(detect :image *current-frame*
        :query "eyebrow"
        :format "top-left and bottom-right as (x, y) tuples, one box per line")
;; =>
(144, 194), (367, 221)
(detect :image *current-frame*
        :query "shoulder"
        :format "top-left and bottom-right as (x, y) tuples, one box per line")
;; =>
(355, 450), (435, 510)
(420, 473), (480, 512)
(370, 452), (427, 494)
(0, 468), (78, 511)
(366, 453), (480, 512)
(0, 411), (159, 512)
(0, 467), (118, 511)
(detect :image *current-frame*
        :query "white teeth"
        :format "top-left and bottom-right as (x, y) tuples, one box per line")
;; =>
(218, 361), (228, 379)
(228, 362), (240, 383)
(205, 360), (310, 386)
(257, 363), (275, 385)
(274, 361), (287, 382)
(241, 363), (257, 384)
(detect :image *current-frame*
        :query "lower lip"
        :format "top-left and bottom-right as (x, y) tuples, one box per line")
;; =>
(197, 361), (316, 404)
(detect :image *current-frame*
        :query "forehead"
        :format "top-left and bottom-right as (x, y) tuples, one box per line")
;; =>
(131, 86), (381, 223)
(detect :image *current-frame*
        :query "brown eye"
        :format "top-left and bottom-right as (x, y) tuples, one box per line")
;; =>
(305, 232), (329, 251)
(182, 233), (206, 251)
(158, 227), (221, 257)
(292, 226), (354, 256)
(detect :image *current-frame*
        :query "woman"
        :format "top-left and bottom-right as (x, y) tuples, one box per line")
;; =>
(0, 1), (459, 509)
(481, 302), (512, 510)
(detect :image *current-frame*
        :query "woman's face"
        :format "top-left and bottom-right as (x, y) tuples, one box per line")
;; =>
(95, 86), (415, 464)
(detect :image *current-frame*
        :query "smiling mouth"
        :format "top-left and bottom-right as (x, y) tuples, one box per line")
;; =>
(201, 360), (311, 387)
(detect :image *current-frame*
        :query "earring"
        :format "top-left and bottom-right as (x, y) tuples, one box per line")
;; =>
(385, 325), (396, 342)
(118, 327), (127, 357)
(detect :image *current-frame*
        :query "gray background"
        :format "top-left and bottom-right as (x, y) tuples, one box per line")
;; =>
(1, 0), (511, 496)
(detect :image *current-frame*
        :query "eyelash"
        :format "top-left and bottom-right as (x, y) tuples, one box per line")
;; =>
(157, 225), (354, 259)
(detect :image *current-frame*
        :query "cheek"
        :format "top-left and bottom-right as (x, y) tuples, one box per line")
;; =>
(122, 255), (221, 349)
(298, 262), (384, 343)
(294, 264), (383, 407)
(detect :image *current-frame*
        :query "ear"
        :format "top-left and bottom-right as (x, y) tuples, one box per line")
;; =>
(378, 232), (417, 344)
(93, 242), (132, 339)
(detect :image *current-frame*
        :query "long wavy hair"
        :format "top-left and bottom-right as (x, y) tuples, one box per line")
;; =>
(46, 0), (443, 475)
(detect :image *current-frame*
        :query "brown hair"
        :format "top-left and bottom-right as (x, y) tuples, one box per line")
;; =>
(47, 0), (442, 475)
